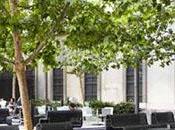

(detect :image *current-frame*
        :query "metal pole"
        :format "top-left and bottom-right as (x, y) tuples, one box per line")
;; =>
(134, 65), (140, 114)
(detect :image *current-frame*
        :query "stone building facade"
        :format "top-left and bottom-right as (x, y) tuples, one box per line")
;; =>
(1, 62), (175, 111)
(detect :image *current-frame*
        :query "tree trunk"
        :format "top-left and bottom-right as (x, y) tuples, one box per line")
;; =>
(15, 65), (33, 130)
(9, 1), (33, 130)
(12, 73), (16, 99)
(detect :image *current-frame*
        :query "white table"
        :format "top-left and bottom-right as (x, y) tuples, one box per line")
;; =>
(74, 124), (105, 130)
(0, 124), (8, 126)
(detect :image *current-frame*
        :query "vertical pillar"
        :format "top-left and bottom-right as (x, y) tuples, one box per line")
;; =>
(142, 61), (147, 103)
(47, 70), (53, 100)
(37, 63), (46, 99)
(34, 67), (38, 98)
(63, 69), (67, 102)
(97, 74), (102, 100)
(123, 68), (127, 102)
(45, 72), (48, 100)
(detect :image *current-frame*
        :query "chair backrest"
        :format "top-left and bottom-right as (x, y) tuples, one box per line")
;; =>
(151, 112), (175, 124)
(37, 105), (46, 115)
(0, 109), (9, 117)
(0, 100), (7, 108)
(47, 110), (83, 127)
(106, 113), (148, 128)
(81, 107), (92, 117)
(0, 125), (19, 130)
(0, 109), (9, 123)
(36, 122), (73, 130)
(102, 107), (113, 117)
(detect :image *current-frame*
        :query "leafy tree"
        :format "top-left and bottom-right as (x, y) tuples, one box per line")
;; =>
(66, 0), (175, 67)
(59, 0), (175, 106)
(0, 0), (174, 130)
(57, 41), (115, 103)
(0, 1), (115, 129)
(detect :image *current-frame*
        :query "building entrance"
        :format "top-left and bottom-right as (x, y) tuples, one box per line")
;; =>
(0, 69), (35, 101)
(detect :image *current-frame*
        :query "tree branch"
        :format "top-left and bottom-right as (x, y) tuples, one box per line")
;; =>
(66, 71), (75, 74)
(60, 2), (70, 23)
(66, 70), (83, 77)
(23, 2), (70, 65)
(24, 42), (45, 65)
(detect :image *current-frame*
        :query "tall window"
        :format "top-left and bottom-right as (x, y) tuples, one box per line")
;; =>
(84, 73), (97, 101)
(53, 69), (64, 100)
(0, 72), (13, 100)
(0, 68), (35, 100)
(126, 65), (143, 102)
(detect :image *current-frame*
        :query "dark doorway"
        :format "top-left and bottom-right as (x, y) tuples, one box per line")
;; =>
(0, 72), (15, 100)
(0, 68), (35, 101)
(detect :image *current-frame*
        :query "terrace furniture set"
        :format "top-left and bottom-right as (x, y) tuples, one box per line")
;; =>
(106, 112), (175, 130)
(1, 107), (175, 130)
(35, 111), (175, 130)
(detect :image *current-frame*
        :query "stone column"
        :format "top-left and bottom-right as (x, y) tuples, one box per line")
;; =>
(47, 70), (53, 100)
(36, 63), (46, 99)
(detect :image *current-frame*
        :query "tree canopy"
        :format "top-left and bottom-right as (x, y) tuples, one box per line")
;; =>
(56, 0), (175, 76)
(65, 0), (175, 68)
(0, 0), (175, 71)
(0, 0), (175, 130)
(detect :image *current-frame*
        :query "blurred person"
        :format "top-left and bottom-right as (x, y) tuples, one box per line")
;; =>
(68, 97), (78, 111)
(7, 98), (16, 116)
(69, 102), (77, 111)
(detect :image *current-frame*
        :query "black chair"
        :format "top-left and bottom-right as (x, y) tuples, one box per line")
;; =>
(106, 113), (163, 130)
(40, 110), (83, 127)
(36, 122), (73, 130)
(0, 108), (9, 124)
(151, 112), (175, 128)
(33, 115), (46, 127)
(0, 125), (19, 130)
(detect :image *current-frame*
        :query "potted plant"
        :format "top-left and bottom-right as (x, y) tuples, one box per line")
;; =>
(113, 102), (134, 114)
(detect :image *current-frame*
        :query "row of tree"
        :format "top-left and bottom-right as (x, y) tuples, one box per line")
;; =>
(0, 0), (174, 130)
